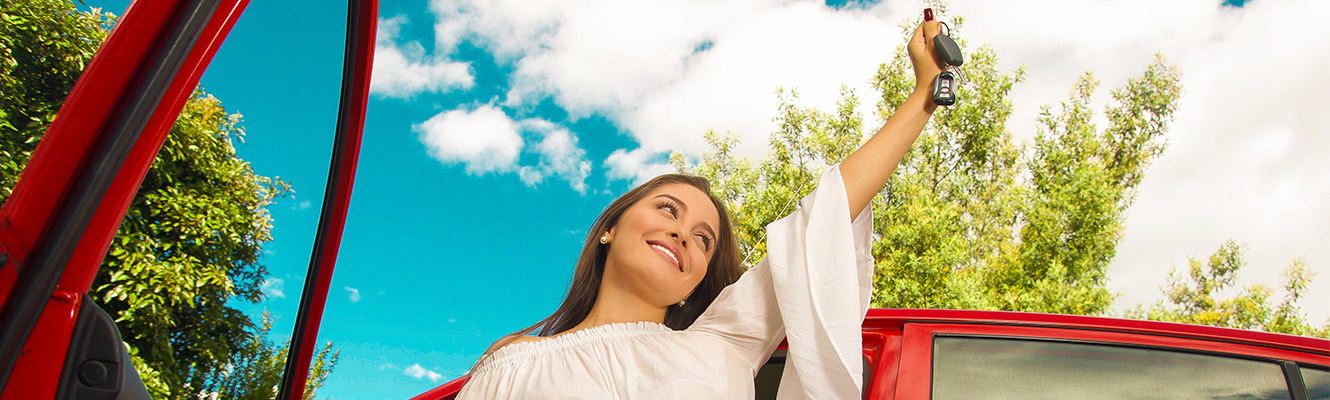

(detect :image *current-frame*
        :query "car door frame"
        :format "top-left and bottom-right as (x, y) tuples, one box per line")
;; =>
(0, 0), (378, 398)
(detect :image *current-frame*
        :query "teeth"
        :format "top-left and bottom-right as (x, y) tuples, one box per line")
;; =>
(650, 244), (679, 266)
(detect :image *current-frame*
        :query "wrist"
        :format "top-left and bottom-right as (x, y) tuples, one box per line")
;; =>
(913, 75), (935, 93)
(909, 85), (939, 114)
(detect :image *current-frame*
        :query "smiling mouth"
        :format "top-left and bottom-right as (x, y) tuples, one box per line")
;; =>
(648, 243), (682, 272)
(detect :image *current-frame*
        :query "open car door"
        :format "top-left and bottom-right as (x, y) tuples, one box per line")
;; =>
(0, 1), (377, 399)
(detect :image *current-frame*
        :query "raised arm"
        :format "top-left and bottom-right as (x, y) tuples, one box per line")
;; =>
(840, 19), (946, 216)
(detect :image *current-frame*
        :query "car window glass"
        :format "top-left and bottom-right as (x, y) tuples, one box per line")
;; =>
(1304, 366), (1330, 400)
(932, 336), (1292, 400)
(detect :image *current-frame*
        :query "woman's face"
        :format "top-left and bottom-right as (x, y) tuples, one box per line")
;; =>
(603, 183), (720, 308)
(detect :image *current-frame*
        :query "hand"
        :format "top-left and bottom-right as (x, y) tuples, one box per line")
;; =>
(907, 19), (947, 91)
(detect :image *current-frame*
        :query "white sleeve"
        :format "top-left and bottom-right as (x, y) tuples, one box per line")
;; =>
(769, 164), (875, 399)
(687, 164), (875, 398)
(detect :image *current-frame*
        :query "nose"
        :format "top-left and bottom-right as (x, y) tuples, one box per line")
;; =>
(668, 231), (687, 249)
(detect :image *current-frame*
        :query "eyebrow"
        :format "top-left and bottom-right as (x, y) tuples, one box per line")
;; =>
(654, 194), (717, 242)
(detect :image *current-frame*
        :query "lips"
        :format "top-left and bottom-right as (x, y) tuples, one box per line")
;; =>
(646, 240), (683, 272)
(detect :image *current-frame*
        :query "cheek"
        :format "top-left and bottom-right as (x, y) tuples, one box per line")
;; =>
(690, 254), (710, 283)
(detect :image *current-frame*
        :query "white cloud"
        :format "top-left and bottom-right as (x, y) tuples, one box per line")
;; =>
(416, 105), (592, 191)
(260, 278), (284, 299)
(422, 0), (909, 181)
(345, 286), (361, 302)
(415, 105), (524, 174)
(401, 0), (1329, 321)
(517, 120), (592, 193)
(428, 0), (565, 61)
(404, 363), (443, 382)
(296, 200), (311, 210)
(604, 148), (673, 185)
(620, 2), (905, 160)
(370, 15), (474, 98)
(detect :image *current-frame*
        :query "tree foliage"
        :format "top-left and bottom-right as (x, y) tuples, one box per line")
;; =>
(0, 0), (111, 200)
(1129, 240), (1329, 338)
(94, 89), (311, 399)
(199, 312), (340, 400)
(676, 11), (1184, 316)
(0, 0), (337, 397)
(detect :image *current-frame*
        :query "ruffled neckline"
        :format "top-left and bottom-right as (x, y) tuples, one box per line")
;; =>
(473, 321), (673, 374)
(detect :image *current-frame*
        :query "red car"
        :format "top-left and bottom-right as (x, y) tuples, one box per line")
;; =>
(413, 308), (1329, 399)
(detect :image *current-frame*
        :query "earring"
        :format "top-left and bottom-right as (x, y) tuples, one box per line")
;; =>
(677, 299), (686, 307)
(599, 235), (609, 244)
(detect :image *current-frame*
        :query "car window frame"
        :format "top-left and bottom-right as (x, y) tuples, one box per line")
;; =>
(895, 322), (1329, 400)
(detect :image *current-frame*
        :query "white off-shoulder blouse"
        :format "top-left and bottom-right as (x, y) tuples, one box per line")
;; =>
(457, 165), (875, 399)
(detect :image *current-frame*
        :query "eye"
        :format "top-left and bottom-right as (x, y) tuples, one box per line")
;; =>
(695, 232), (713, 251)
(656, 201), (679, 218)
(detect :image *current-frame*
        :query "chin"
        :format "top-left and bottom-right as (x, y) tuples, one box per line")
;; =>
(607, 252), (695, 304)
(630, 267), (690, 302)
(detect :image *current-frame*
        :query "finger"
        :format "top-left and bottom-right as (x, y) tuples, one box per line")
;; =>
(922, 20), (940, 43)
(911, 22), (926, 45)
(919, 21), (939, 57)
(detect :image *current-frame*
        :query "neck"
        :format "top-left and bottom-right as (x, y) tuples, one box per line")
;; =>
(568, 283), (666, 334)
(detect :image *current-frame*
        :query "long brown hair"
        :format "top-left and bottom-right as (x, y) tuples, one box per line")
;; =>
(492, 174), (743, 350)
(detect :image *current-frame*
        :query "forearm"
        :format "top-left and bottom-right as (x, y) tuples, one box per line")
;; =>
(839, 84), (936, 216)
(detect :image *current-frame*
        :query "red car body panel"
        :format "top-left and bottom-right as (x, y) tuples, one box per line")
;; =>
(415, 309), (1330, 400)
(863, 330), (903, 400)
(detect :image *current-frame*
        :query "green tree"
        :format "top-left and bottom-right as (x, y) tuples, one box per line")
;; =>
(1130, 240), (1329, 338)
(199, 312), (340, 400)
(0, 0), (111, 199)
(0, 0), (337, 398)
(676, 11), (1184, 315)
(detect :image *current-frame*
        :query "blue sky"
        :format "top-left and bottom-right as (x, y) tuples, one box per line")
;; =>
(83, 1), (661, 398)
(85, 0), (1328, 399)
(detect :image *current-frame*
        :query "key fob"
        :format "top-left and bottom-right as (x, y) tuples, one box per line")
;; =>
(933, 70), (956, 106)
(934, 34), (964, 67)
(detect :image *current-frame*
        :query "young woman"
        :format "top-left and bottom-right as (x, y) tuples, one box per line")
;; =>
(458, 15), (947, 399)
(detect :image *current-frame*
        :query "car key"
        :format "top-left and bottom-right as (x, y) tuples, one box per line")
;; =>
(932, 34), (962, 106)
(923, 8), (962, 105)
(933, 70), (956, 106)
(924, 8), (963, 67)
(934, 34), (963, 67)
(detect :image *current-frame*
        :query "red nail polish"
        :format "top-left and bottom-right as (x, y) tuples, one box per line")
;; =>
(924, 8), (934, 21)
